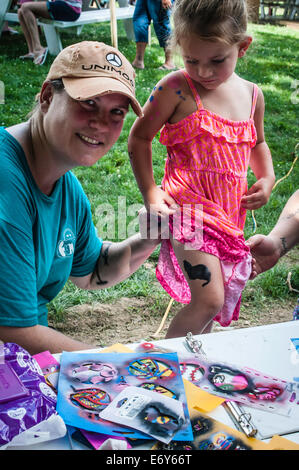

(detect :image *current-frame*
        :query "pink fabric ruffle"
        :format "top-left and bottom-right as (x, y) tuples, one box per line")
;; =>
(160, 109), (257, 148)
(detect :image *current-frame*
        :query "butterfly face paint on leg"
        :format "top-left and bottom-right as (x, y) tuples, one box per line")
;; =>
(183, 260), (211, 287)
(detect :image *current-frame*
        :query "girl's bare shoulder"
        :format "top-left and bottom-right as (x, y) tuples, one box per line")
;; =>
(238, 75), (261, 97)
(154, 70), (198, 124)
(151, 70), (191, 100)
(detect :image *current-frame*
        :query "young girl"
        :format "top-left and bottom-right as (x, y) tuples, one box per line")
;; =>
(128, 0), (275, 338)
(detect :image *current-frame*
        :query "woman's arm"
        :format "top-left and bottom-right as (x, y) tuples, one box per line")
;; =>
(70, 208), (168, 290)
(247, 190), (299, 278)
(0, 324), (95, 355)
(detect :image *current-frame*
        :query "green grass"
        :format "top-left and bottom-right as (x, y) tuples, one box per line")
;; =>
(0, 21), (298, 321)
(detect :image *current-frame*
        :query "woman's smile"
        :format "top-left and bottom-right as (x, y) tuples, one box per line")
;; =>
(76, 133), (104, 146)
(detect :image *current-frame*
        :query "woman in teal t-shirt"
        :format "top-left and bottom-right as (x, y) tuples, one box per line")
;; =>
(0, 41), (161, 355)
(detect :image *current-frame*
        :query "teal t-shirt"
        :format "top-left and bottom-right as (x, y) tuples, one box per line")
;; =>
(0, 127), (102, 327)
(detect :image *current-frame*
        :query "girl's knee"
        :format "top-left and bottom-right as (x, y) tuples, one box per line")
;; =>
(191, 293), (224, 316)
(18, 4), (32, 18)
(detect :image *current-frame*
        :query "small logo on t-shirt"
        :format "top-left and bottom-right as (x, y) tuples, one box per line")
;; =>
(57, 228), (75, 258)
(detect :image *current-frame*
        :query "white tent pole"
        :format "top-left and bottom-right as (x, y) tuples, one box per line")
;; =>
(110, 0), (118, 48)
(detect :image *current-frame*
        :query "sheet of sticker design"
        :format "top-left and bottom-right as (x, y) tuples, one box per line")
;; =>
(56, 352), (193, 441)
(179, 354), (299, 416)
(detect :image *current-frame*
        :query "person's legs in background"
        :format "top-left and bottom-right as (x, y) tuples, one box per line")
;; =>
(132, 0), (150, 69)
(17, 1), (50, 62)
(148, 0), (175, 70)
(132, 0), (175, 70)
(2, 21), (19, 35)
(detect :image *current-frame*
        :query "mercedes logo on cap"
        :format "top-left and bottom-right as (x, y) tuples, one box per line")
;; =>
(106, 53), (122, 67)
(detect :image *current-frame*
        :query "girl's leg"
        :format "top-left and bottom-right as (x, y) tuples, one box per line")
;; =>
(165, 239), (224, 338)
(18, 2), (50, 57)
(201, 320), (214, 334)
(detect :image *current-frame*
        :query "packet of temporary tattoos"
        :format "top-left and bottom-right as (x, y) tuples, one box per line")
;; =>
(100, 386), (186, 444)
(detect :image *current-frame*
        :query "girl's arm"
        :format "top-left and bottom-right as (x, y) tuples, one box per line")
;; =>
(128, 72), (182, 215)
(241, 88), (275, 210)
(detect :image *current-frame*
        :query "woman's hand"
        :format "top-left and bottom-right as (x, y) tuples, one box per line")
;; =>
(246, 234), (281, 279)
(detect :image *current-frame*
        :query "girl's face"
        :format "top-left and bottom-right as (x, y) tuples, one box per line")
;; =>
(180, 33), (250, 90)
(42, 85), (130, 169)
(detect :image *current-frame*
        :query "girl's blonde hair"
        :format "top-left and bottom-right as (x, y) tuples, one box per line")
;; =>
(171, 0), (249, 47)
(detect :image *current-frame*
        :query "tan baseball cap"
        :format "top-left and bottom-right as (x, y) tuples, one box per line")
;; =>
(46, 41), (143, 117)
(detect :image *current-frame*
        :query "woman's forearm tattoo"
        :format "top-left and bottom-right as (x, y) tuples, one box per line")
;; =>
(96, 242), (112, 285)
(280, 237), (288, 256)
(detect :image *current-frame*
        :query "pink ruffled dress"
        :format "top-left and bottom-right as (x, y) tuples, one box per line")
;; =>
(156, 71), (258, 326)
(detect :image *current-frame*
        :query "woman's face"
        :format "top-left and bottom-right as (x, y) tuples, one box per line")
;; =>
(41, 84), (130, 169)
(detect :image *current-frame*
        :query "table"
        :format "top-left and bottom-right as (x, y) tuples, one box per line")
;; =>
(260, 0), (299, 20)
(7, 320), (299, 450)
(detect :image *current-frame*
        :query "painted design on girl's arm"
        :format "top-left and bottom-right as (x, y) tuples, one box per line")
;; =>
(148, 86), (163, 119)
(148, 81), (187, 121)
(175, 90), (186, 101)
(166, 75), (187, 100)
